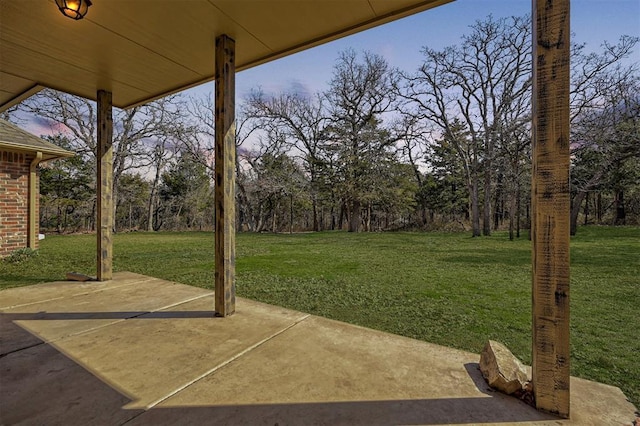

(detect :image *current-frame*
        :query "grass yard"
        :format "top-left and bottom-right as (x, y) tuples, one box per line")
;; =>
(1, 226), (638, 408)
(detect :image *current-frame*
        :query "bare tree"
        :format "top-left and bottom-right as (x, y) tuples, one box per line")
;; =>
(18, 89), (187, 231)
(235, 125), (295, 232)
(145, 136), (176, 231)
(0, 105), (21, 123)
(246, 90), (329, 230)
(570, 36), (639, 125)
(326, 49), (399, 232)
(399, 15), (532, 237)
(392, 114), (433, 225)
(184, 93), (263, 232)
(569, 45), (640, 233)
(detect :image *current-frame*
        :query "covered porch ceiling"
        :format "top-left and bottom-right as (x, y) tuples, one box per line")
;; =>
(0, 0), (452, 111)
(1, 0), (576, 418)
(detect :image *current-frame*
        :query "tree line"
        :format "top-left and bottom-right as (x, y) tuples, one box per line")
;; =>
(6, 15), (639, 237)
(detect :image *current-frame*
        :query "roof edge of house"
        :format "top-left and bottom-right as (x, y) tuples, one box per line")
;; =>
(0, 119), (74, 161)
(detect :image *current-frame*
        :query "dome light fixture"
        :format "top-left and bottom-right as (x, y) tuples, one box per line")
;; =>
(55, 0), (92, 20)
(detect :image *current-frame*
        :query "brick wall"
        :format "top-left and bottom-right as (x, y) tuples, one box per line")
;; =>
(0, 150), (38, 257)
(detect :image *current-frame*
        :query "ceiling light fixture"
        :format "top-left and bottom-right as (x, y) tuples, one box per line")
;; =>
(55, 0), (92, 20)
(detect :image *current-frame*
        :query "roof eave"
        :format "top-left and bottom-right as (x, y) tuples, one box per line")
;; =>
(0, 140), (75, 161)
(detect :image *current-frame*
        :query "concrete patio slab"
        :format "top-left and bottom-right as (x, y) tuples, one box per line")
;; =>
(150, 315), (558, 425)
(1, 343), (143, 425)
(0, 272), (636, 425)
(0, 272), (155, 310)
(151, 316), (634, 426)
(1, 277), (212, 352)
(161, 315), (490, 405)
(41, 296), (309, 410)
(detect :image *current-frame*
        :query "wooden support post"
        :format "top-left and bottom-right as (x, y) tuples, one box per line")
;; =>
(531, 0), (571, 418)
(28, 151), (42, 249)
(97, 90), (113, 281)
(214, 34), (236, 316)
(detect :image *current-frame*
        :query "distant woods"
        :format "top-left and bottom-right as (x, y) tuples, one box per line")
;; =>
(11, 15), (640, 236)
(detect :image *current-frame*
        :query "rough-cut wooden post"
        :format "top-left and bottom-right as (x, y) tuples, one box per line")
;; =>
(28, 151), (42, 249)
(97, 90), (113, 281)
(531, 0), (571, 418)
(214, 34), (236, 316)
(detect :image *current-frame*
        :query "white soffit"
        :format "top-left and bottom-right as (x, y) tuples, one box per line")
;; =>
(0, 0), (453, 110)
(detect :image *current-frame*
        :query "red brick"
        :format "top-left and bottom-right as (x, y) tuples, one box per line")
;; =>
(1, 149), (39, 257)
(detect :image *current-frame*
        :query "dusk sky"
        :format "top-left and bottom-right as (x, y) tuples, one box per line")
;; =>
(18, 0), (640, 137)
(186, 0), (640, 101)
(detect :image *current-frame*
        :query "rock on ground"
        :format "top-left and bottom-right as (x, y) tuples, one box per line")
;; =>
(479, 340), (528, 395)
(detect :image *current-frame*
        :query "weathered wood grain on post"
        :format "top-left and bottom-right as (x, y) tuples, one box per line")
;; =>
(97, 90), (113, 281)
(531, 0), (571, 418)
(214, 35), (236, 317)
(28, 151), (42, 249)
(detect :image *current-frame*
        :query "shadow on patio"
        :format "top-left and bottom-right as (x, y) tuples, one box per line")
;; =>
(0, 272), (635, 425)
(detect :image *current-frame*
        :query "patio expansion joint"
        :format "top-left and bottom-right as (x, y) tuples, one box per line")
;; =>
(0, 295), (66, 311)
(0, 340), (45, 358)
(123, 291), (215, 320)
(0, 278), (156, 310)
(29, 292), (215, 349)
(143, 313), (313, 410)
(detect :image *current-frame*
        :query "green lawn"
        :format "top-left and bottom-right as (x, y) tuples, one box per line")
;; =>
(1, 227), (638, 407)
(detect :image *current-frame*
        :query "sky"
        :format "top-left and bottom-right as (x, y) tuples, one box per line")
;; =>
(185, 0), (640, 101)
(18, 0), (640, 137)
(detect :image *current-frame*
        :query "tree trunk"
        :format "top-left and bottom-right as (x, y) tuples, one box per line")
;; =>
(482, 149), (492, 236)
(255, 204), (265, 232)
(614, 189), (626, 225)
(91, 198), (96, 232)
(570, 190), (587, 236)
(583, 192), (589, 225)
(348, 199), (361, 232)
(483, 169), (492, 236)
(146, 168), (161, 231)
(312, 196), (319, 232)
(571, 169), (605, 235)
(289, 194), (294, 234)
(235, 181), (249, 232)
(330, 205), (336, 230)
(471, 180), (481, 237)
(111, 167), (122, 234)
(175, 204), (183, 226)
(509, 186), (517, 241)
(494, 172), (503, 231)
(152, 206), (162, 231)
(338, 201), (346, 230)
(516, 181), (522, 239)
(272, 202), (279, 233)
(146, 191), (156, 232)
